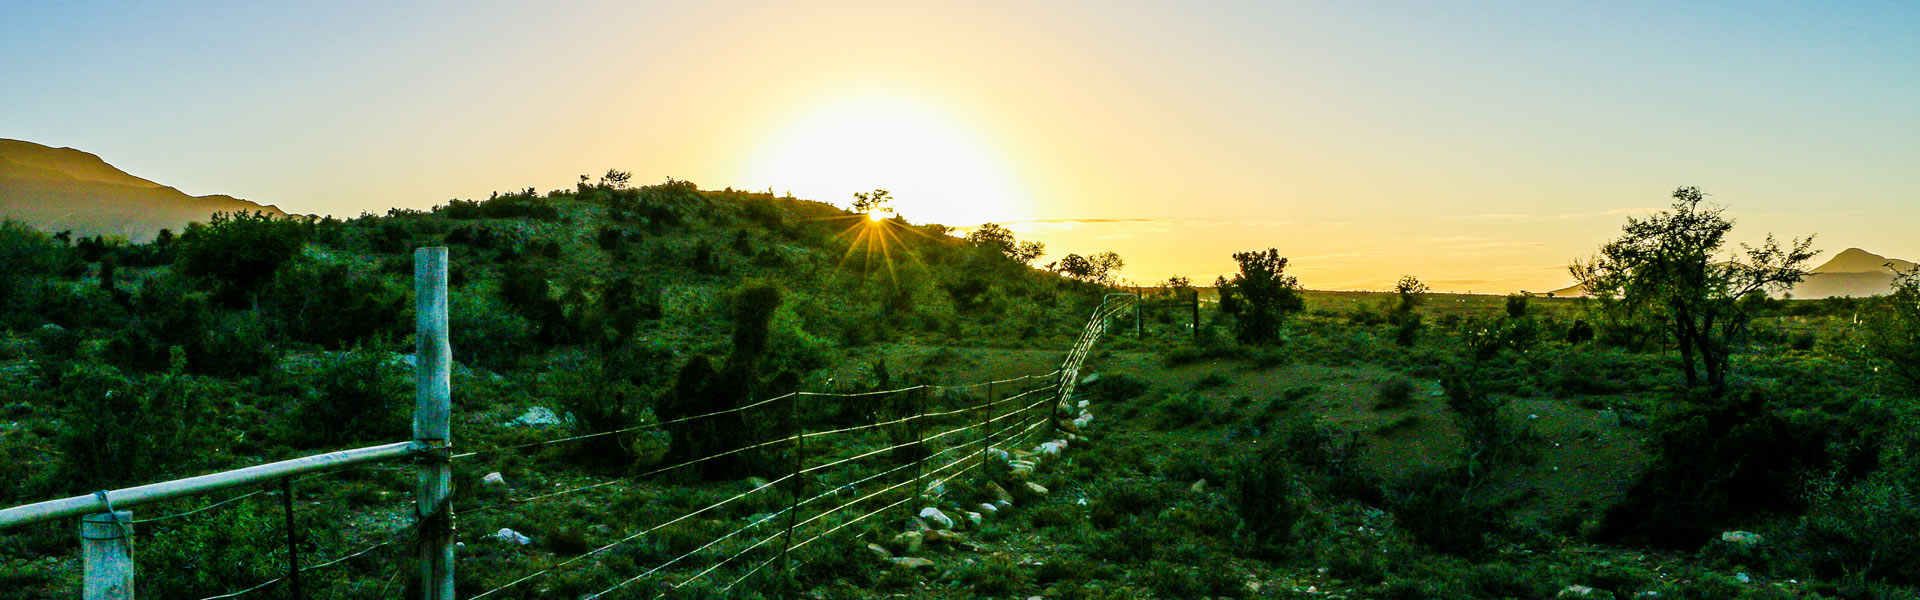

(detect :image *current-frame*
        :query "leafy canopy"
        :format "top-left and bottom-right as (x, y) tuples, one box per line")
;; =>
(1571, 187), (1817, 396)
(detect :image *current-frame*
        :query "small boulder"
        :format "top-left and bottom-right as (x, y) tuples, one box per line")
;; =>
(1720, 530), (1764, 547)
(924, 529), (967, 545)
(1189, 479), (1207, 494)
(977, 503), (998, 515)
(491, 528), (532, 545)
(865, 543), (892, 560)
(890, 557), (935, 569)
(986, 482), (1014, 504)
(919, 507), (955, 529)
(1024, 482), (1050, 495)
(510, 407), (563, 427)
(995, 499), (1014, 511)
(481, 472), (508, 488)
(1557, 585), (1598, 598)
(965, 511), (983, 526)
(892, 531), (924, 554)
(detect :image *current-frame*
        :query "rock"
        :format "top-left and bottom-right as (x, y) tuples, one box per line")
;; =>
(995, 499), (1013, 510)
(1077, 399), (1089, 409)
(977, 503), (998, 515)
(865, 543), (892, 560)
(1189, 479), (1207, 493)
(965, 512), (983, 526)
(986, 447), (1010, 463)
(924, 529), (967, 545)
(1024, 482), (1049, 496)
(1557, 585), (1598, 597)
(745, 477), (771, 490)
(481, 472), (507, 488)
(1073, 414), (1094, 429)
(919, 507), (955, 529)
(907, 517), (931, 532)
(510, 407), (563, 427)
(986, 482), (1014, 504)
(491, 528), (532, 545)
(1720, 530), (1764, 547)
(890, 557), (935, 569)
(892, 531), (924, 554)
(1081, 373), (1101, 384)
(1735, 572), (1751, 583)
(924, 480), (947, 498)
(1037, 441), (1066, 456)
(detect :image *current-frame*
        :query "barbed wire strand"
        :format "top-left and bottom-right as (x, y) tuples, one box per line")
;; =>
(454, 391), (803, 459)
(582, 504), (798, 600)
(192, 520), (418, 600)
(467, 472), (797, 599)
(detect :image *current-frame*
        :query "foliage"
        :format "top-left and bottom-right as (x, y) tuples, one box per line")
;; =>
(1235, 439), (1312, 558)
(1050, 251), (1125, 284)
(1596, 388), (1834, 549)
(176, 211), (313, 306)
(1862, 266), (1920, 393)
(1571, 187), (1818, 396)
(297, 351), (409, 447)
(1374, 377), (1417, 410)
(263, 257), (408, 349)
(1390, 275), (1429, 347)
(964, 222), (1046, 266)
(1218, 249), (1305, 345)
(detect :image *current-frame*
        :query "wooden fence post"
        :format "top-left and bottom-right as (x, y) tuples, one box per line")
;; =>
(414, 247), (454, 600)
(80, 511), (134, 600)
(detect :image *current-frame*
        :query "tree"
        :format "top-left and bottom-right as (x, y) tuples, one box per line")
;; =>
(176, 211), (312, 307)
(1046, 251), (1124, 285)
(1089, 251), (1125, 284)
(964, 222), (1045, 266)
(1864, 265), (1920, 393)
(1219, 249), (1305, 345)
(1570, 187), (1818, 397)
(851, 189), (893, 217)
(1391, 275), (1429, 347)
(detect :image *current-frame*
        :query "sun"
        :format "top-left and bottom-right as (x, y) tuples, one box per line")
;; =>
(866, 210), (888, 222)
(736, 93), (1031, 228)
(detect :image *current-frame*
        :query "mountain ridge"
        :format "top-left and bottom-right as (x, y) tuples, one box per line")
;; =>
(0, 138), (286, 242)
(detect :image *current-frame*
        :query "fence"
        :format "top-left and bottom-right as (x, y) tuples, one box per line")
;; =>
(0, 247), (1138, 600)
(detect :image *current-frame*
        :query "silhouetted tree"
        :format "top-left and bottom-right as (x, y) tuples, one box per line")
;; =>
(176, 211), (312, 307)
(1571, 187), (1818, 397)
(1218, 249), (1304, 345)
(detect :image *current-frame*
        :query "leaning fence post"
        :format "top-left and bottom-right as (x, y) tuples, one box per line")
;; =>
(81, 510), (134, 600)
(414, 247), (454, 600)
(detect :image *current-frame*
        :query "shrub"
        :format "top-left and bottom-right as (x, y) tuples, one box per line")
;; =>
(175, 211), (311, 306)
(1234, 440), (1311, 558)
(1194, 370), (1232, 390)
(1082, 373), (1150, 404)
(1374, 378), (1417, 410)
(1158, 393), (1209, 427)
(298, 351), (408, 447)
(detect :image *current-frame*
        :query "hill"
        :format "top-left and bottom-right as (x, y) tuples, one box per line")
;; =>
(0, 138), (285, 241)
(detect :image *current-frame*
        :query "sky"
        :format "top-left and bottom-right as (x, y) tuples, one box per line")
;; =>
(5, 1), (1917, 292)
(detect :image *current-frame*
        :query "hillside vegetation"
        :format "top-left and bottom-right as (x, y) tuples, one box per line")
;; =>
(2, 181), (1919, 599)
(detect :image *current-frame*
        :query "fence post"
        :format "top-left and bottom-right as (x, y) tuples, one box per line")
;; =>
(414, 247), (454, 600)
(282, 477), (301, 600)
(80, 511), (134, 600)
(1191, 288), (1200, 340)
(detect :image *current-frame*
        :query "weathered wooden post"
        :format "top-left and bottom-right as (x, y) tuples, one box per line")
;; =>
(80, 510), (134, 600)
(414, 247), (454, 600)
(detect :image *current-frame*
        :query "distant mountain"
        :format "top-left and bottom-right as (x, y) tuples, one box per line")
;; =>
(1795, 248), (1913, 299)
(1542, 247), (1913, 299)
(0, 138), (285, 242)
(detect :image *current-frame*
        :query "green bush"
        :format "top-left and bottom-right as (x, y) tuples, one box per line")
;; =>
(297, 351), (409, 447)
(176, 211), (312, 306)
(1374, 377), (1417, 410)
(1234, 440), (1311, 558)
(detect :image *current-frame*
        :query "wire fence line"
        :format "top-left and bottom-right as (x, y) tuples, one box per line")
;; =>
(453, 296), (1134, 599)
(162, 294), (1132, 600)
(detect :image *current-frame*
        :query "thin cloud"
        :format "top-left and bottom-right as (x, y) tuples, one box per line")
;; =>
(1453, 207), (1663, 221)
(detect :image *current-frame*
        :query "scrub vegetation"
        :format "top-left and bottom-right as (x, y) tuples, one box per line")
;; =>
(1, 183), (1916, 599)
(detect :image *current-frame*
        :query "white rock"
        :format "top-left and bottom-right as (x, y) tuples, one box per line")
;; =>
(510, 407), (563, 427)
(1735, 572), (1751, 583)
(1080, 373), (1101, 384)
(995, 499), (1014, 510)
(1077, 399), (1089, 409)
(1024, 482), (1049, 495)
(965, 512), (983, 526)
(492, 528), (532, 545)
(919, 507), (955, 529)
(1558, 585), (1597, 598)
(481, 472), (507, 488)
(978, 503), (998, 515)
(1036, 441), (1065, 456)
(1720, 530), (1764, 547)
